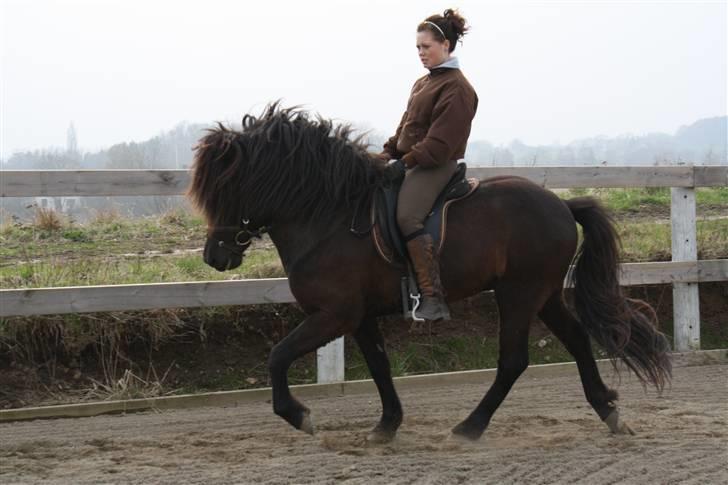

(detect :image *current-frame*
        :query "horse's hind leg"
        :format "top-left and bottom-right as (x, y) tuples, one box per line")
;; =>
(353, 318), (403, 443)
(451, 283), (540, 440)
(538, 292), (634, 435)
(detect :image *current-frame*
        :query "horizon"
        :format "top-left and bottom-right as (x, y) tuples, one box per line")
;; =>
(2, 113), (726, 160)
(2, 0), (726, 157)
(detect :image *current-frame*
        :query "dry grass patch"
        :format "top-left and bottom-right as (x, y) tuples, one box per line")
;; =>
(33, 206), (63, 231)
(90, 208), (122, 225)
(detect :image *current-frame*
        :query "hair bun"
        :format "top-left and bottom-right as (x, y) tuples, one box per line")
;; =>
(442, 8), (468, 38)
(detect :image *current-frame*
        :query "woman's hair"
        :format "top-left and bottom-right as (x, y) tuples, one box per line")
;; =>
(417, 9), (469, 53)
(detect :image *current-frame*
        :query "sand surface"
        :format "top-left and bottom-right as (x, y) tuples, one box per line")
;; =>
(1, 364), (726, 484)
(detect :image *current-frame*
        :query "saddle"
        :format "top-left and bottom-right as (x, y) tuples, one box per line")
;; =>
(368, 162), (479, 265)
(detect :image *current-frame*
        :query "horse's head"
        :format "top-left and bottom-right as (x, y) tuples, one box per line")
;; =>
(203, 219), (266, 271)
(188, 124), (265, 271)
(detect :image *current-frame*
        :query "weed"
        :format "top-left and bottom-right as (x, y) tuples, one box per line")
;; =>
(174, 256), (206, 276)
(62, 228), (89, 242)
(161, 208), (194, 227)
(33, 206), (63, 232)
(90, 208), (121, 225)
(85, 366), (174, 401)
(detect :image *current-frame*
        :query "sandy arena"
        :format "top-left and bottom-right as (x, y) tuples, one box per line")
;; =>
(1, 363), (726, 484)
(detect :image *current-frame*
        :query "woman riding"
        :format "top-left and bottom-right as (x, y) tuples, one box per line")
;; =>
(378, 9), (478, 321)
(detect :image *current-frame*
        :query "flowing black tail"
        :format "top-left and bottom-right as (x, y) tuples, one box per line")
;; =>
(567, 197), (672, 390)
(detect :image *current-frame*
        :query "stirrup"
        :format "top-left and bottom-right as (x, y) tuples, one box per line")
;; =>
(410, 292), (425, 322)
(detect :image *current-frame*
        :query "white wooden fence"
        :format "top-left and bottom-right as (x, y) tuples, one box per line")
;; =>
(1, 166), (726, 383)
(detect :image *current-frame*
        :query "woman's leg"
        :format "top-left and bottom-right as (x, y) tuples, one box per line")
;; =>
(396, 160), (458, 237)
(396, 160), (458, 321)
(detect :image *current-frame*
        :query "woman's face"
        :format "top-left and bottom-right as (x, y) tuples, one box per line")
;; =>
(416, 30), (450, 69)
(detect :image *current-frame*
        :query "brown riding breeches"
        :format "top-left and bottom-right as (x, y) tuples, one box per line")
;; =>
(396, 159), (458, 238)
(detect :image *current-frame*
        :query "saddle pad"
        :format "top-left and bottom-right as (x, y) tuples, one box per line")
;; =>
(372, 177), (479, 265)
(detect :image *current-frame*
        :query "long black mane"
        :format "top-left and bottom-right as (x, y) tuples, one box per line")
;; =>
(189, 103), (384, 228)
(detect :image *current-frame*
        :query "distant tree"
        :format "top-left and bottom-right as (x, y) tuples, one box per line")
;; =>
(66, 122), (78, 155)
(107, 142), (143, 169)
(106, 140), (162, 169)
(493, 147), (514, 166)
(576, 146), (596, 165)
(557, 146), (575, 163)
(4, 149), (81, 169)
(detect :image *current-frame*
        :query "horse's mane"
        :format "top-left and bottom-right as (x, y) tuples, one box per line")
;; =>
(188, 103), (384, 229)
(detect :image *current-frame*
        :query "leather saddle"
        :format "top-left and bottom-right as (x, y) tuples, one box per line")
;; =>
(366, 162), (479, 265)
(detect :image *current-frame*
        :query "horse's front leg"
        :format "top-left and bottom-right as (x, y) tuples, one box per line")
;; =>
(268, 310), (353, 434)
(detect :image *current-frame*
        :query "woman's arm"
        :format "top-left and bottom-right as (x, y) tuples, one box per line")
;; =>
(380, 111), (408, 160)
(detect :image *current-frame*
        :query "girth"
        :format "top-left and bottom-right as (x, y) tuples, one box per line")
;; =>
(370, 162), (479, 265)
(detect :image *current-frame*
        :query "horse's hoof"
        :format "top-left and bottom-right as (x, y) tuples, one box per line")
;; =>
(300, 413), (314, 435)
(605, 409), (635, 435)
(451, 421), (483, 441)
(367, 427), (396, 444)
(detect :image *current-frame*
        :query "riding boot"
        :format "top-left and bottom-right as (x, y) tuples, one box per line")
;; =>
(405, 233), (451, 321)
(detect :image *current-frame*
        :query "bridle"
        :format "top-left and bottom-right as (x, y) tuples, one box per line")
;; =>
(210, 218), (269, 257)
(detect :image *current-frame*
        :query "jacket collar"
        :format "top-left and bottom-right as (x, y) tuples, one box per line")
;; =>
(428, 56), (460, 76)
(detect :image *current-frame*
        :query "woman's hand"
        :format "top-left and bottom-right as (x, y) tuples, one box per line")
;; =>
(382, 159), (406, 184)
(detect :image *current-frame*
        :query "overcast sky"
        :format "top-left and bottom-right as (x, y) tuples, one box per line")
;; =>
(1, 0), (726, 158)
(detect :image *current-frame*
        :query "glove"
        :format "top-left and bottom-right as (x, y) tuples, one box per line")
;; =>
(382, 159), (406, 185)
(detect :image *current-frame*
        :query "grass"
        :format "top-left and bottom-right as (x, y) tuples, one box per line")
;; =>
(345, 334), (596, 381)
(2, 217), (725, 289)
(0, 247), (283, 288)
(695, 186), (728, 205)
(0, 209), (205, 263)
(617, 218), (728, 262)
(562, 187), (728, 214)
(2, 186), (725, 288)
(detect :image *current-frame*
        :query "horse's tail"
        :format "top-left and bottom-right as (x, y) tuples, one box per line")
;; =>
(566, 197), (671, 390)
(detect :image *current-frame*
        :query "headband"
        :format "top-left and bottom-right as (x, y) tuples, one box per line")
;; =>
(423, 20), (446, 40)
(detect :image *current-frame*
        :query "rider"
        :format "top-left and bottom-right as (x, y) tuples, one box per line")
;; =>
(378, 9), (478, 321)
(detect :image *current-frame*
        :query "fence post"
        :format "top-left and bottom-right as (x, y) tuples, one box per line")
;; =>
(316, 337), (345, 383)
(670, 186), (700, 351)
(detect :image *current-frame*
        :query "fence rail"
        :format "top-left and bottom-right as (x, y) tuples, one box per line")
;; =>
(1, 260), (726, 318)
(1, 165), (726, 382)
(1, 166), (726, 197)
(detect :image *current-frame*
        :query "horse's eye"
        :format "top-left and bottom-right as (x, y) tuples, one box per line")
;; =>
(218, 240), (225, 247)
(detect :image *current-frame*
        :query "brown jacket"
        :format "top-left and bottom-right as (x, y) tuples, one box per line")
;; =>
(383, 68), (478, 169)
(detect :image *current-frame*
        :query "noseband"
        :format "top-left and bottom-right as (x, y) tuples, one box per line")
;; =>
(212, 219), (269, 257)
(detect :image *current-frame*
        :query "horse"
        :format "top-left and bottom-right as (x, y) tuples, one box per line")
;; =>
(187, 103), (671, 442)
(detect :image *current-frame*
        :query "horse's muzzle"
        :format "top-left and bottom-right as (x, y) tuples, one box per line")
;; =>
(203, 239), (243, 271)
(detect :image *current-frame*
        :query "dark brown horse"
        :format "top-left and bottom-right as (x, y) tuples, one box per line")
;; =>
(188, 104), (671, 442)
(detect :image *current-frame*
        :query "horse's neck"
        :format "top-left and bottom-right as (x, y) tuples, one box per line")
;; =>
(268, 218), (344, 274)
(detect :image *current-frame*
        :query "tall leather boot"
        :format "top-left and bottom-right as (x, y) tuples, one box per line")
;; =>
(406, 233), (451, 321)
